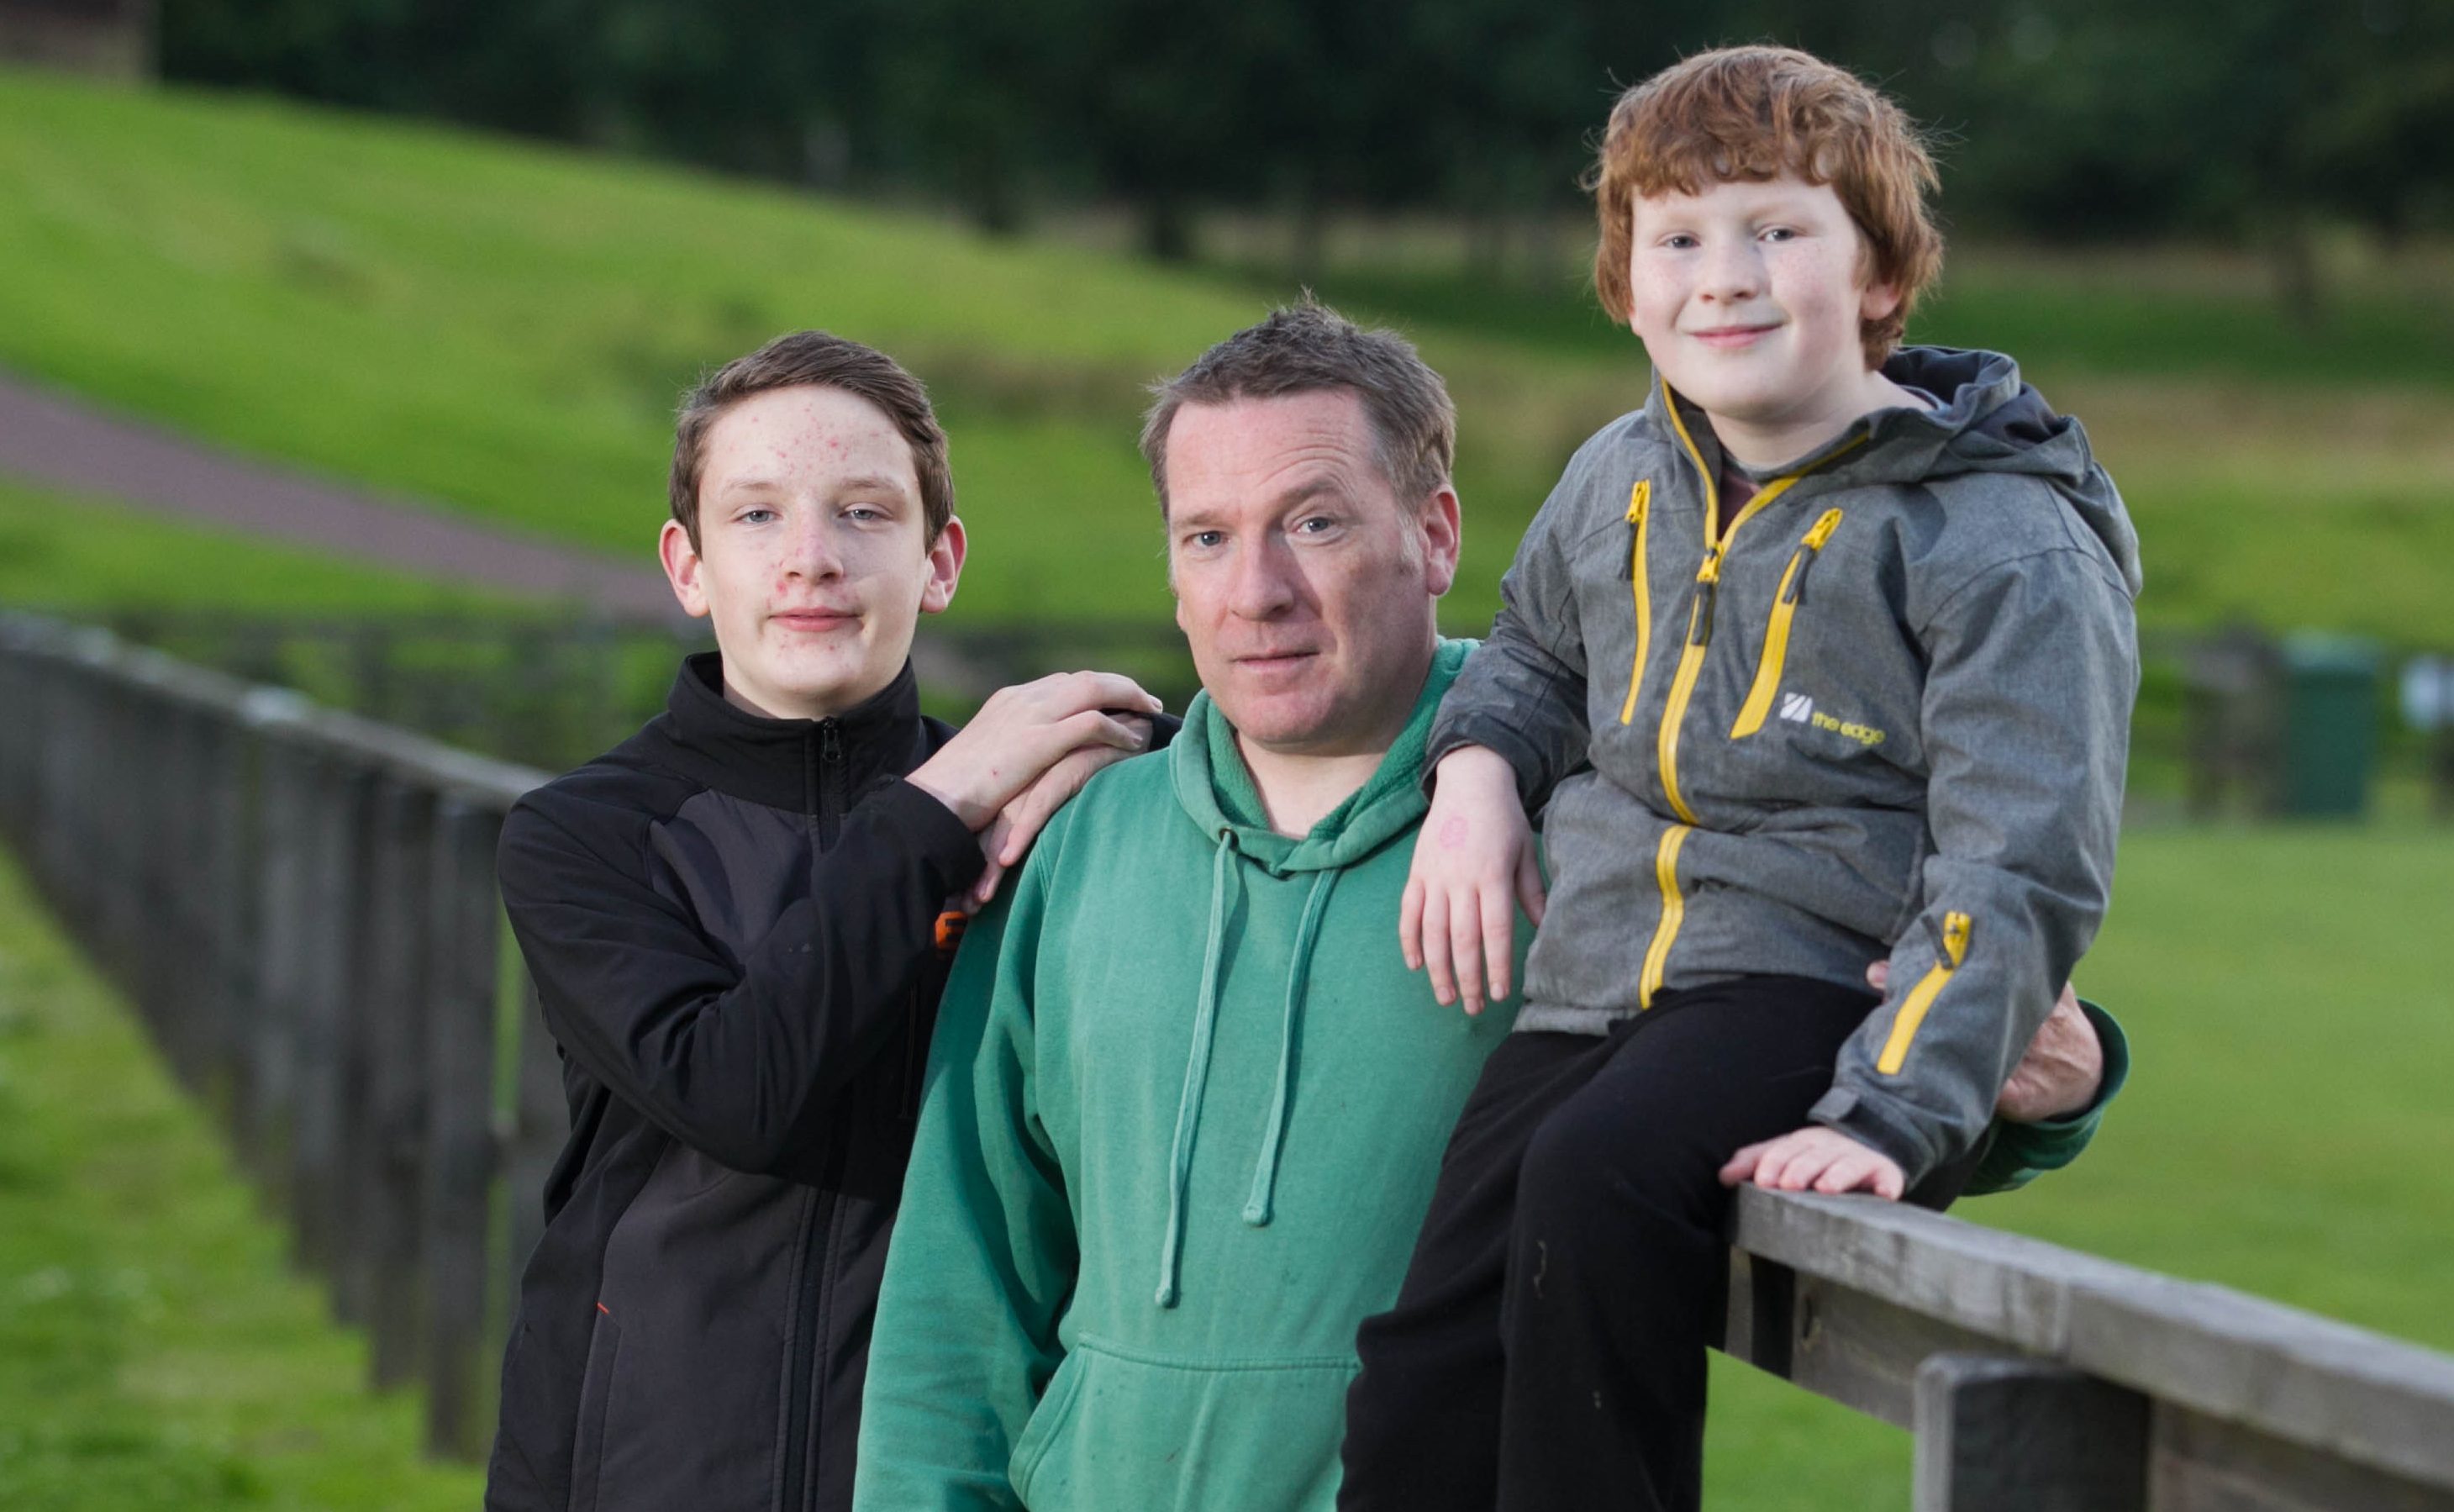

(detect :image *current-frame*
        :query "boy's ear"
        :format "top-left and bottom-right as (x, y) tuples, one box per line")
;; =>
(919, 515), (967, 616)
(659, 519), (713, 619)
(1859, 275), (1904, 326)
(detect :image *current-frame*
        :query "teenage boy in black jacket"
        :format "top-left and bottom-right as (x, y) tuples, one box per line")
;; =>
(484, 332), (1164, 1512)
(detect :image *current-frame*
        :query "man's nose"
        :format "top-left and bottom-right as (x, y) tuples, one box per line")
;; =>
(1228, 536), (1298, 618)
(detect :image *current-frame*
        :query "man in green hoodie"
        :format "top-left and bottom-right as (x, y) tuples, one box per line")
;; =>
(852, 303), (2122, 1511)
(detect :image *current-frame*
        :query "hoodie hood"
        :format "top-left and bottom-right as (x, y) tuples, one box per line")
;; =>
(1168, 638), (1472, 875)
(1654, 345), (2143, 599)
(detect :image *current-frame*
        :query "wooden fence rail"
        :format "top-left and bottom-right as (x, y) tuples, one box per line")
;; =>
(7, 609), (2454, 1506)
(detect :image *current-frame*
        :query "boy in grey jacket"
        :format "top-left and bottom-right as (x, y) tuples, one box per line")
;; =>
(1338, 45), (2140, 1512)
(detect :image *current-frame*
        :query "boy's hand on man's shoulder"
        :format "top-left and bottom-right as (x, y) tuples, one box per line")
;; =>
(1403, 745), (1545, 1017)
(1719, 1125), (1907, 1202)
(909, 670), (1163, 900)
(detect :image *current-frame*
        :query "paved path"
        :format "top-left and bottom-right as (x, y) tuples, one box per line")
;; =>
(0, 367), (687, 622)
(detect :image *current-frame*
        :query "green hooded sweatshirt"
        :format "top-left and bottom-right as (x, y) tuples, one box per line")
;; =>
(855, 641), (1524, 1511)
(854, 639), (2123, 1510)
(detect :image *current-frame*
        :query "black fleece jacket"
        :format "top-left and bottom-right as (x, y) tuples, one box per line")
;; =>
(485, 652), (987, 1512)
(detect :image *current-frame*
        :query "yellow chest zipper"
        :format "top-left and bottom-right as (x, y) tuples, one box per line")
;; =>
(1655, 403), (1867, 824)
(1617, 481), (1652, 725)
(1730, 507), (1846, 739)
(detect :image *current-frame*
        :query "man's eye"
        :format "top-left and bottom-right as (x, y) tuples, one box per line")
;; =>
(1295, 515), (1337, 535)
(1186, 530), (1224, 550)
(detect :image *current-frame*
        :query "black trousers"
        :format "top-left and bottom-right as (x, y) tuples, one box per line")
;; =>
(1340, 974), (1953, 1512)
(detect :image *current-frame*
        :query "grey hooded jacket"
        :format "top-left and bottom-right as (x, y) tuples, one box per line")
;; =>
(1427, 347), (2141, 1185)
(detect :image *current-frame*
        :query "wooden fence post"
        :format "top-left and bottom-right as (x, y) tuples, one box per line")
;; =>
(244, 724), (313, 1191)
(1911, 1351), (2150, 1511)
(359, 776), (436, 1388)
(422, 794), (507, 1458)
(292, 751), (374, 1288)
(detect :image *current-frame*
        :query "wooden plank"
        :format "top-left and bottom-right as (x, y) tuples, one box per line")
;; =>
(1912, 1353), (2146, 1512)
(2150, 1404), (2454, 1512)
(291, 752), (372, 1289)
(420, 796), (506, 1460)
(1732, 1188), (2454, 1491)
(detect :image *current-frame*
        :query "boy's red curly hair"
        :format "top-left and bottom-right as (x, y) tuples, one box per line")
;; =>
(1589, 45), (1944, 368)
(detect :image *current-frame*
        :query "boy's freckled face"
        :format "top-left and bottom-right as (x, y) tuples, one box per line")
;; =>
(659, 384), (961, 721)
(1626, 172), (1903, 463)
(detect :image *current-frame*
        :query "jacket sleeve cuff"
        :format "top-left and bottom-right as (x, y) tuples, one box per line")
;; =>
(1423, 714), (1551, 809)
(1963, 997), (2130, 1195)
(1808, 1084), (1936, 1187)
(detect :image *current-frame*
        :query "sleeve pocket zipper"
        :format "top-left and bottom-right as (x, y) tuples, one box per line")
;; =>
(1877, 909), (1972, 1075)
(1729, 508), (1845, 739)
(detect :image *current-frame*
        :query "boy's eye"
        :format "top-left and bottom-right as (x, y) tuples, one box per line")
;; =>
(1661, 233), (1698, 250)
(740, 507), (778, 525)
(1762, 226), (1798, 243)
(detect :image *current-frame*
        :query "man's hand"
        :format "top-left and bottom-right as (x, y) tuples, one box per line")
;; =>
(908, 671), (1160, 834)
(1864, 961), (2104, 1123)
(965, 727), (1151, 906)
(1400, 746), (1544, 1016)
(1719, 1125), (1906, 1201)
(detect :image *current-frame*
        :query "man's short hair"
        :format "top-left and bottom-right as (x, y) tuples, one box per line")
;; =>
(1588, 45), (1944, 368)
(670, 330), (954, 548)
(1140, 301), (1457, 517)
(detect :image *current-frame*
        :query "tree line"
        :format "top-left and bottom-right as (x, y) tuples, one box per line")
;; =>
(161, 0), (2451, 276)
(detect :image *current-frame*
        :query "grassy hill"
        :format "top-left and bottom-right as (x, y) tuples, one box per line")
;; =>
(5, 68), (2454, 644)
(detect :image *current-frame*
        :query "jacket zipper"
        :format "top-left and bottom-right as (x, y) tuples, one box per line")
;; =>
(1656, 401), (1867, 824)
(1636, 824), (1690, 1009)
(1617, 479), (1653, 724)
(779, 719), (850, 1512)
(1730, 508), (1846, 739)
(1877, 910), (1973, 1074)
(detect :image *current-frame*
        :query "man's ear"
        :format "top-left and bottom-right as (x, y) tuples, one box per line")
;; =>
(919, 516), (967, 615)
(659, 519), (711, 619)
(1419, 486), (1462, 598)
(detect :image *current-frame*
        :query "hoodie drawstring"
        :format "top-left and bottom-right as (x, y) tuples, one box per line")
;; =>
(1157, 834), (1237, 1309)
(1242, 867), (1337, 1227)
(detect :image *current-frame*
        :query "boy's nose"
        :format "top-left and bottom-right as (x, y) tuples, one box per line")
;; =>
(782, 516), (845, 580)
(1698, 242), (1764, 303)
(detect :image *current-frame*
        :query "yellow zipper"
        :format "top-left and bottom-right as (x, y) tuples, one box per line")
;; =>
(1730, 508), (1846, 738)
(1637, 824), (1690, 1009)
(1617, 480), (1652, 725)
(1877, 911), (1972, 1075)
(1656, 402), (1867, 824)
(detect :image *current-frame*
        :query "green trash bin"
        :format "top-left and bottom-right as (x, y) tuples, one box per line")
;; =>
(2279, 633), (2381, 818)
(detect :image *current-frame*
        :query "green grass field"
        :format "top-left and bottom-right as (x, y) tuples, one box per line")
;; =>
(2, 823), (2446, 1509)
(0, 851), (482, 1511)
(5, 69), (2454, 643)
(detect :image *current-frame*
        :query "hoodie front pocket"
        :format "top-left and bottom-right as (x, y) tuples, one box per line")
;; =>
(1730, 508), (1845, 739)
(1008, 1337), (1354, 1510)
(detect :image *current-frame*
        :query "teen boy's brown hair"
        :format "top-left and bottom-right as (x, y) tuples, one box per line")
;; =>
(1588, 45), (1945, 366)
(669, 330), (955, 548)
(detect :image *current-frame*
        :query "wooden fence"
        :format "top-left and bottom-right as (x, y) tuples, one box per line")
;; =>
(6, 609), (2454, 1506)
